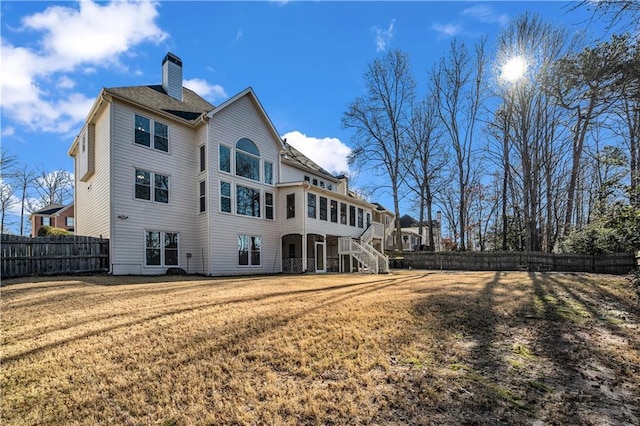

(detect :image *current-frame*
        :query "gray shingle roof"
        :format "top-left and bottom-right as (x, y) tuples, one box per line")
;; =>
(283, 142), (335, 179)
(32, 204), (65, 215)
(106, 85), (214, 122)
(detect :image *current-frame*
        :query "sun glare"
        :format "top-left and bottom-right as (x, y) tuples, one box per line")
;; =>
(501, 56), (527, 83)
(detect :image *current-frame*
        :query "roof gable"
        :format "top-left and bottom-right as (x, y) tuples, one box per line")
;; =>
(207, 87), (285, 150)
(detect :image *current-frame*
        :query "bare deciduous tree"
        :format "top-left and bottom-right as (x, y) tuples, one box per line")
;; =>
(13, 165), (37, 236)
(342, 49), (416, 252)
(403, 94), (448, 251)
(33, 168), (74, 208)
(431, 37), (488, 250)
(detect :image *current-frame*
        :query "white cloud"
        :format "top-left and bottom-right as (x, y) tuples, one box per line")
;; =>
(235, 29), (243, 43)
(372, 19), (396, 52)
(0, 0), (167, 134)
(431, 22), (463, 38)
(461, 5), (510, 27)
(57, 76), (75, 89)
(283, 131), (351, 175)
(183, 78), (227, 103)
(2, 126), (16, 137)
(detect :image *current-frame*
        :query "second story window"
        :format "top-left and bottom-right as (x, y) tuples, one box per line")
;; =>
(349, 205), (356, 227)
(330, 200), (337, 223)
(265, 192), (274, 220)
(358, 208), (364, 228)
(135, 169), (169, 204)
(134, 114), (168, 152)
(287, 193), (295, 218)
(340, 203), (347, 225)
(319, 197), (327, 221)
(308, 193), (316, 218)
(236, 138), (260, 181)
(220, 181), (231, 213)
(236, 185), (261, 218)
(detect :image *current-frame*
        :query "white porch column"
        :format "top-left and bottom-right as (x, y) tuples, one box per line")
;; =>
(302, 232), (307, 272)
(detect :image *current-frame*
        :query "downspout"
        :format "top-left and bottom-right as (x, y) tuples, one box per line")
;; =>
(108, 96), (115, 274)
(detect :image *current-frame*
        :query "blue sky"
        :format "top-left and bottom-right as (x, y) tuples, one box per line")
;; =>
(1, 1), (609, 226)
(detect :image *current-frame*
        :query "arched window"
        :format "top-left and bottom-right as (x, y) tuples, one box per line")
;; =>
(236, 138), (260, 181)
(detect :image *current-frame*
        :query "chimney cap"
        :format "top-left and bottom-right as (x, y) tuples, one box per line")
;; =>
(163, 52), (182, 67)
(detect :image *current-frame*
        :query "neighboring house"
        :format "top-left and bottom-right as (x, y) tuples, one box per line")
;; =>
(68, 52), (390, 275)
(396, 213), (443, 252)
(29, 203), (75, 237)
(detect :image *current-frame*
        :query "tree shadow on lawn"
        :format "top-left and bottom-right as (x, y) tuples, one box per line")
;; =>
(2, 274), (414, 366)
(3, 274), (420, 424)
(383, 272), (639, 425)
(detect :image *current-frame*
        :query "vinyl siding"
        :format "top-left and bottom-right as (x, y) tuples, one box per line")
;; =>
(196, 124), (210, 275)
(278, 186), (305, 235)
(110, 102), (200, 275)
(208, 94), (282, 275)
(281, 162), (339, 194)
(74, 105), (111, 239)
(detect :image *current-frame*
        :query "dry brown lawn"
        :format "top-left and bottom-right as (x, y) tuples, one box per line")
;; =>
(1, 271), (639, 425)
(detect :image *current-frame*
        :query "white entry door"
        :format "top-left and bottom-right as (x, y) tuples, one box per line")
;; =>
(315, 242), (325, 273)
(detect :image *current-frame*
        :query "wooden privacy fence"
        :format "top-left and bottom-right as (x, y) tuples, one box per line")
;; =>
(1, 235), (109, 278)
(402, 251), (638, 275)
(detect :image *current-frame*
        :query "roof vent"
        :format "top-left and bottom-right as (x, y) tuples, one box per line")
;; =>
(162, 52), (183, 101)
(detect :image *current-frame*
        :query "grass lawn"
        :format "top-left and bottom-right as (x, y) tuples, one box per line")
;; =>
(1, 271), (639, 425)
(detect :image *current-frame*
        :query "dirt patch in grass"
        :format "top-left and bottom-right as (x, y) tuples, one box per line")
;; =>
(1, 271), (638, 425)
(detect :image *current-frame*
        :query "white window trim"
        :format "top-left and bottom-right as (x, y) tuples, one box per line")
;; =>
(235, 183), (262, 220)
(199, 179), (206, 214)
(199, 145), (206, 174)
(263, 160), (274, 186)
(134, 167), (171, 205)
(219, 143), (232, 175)
(144, 230), (179, 267)
(237, 234), (262, 267)
(219, 179), (233, 215)
(265, 192), (275, 220)
(133, 113), (170, 154)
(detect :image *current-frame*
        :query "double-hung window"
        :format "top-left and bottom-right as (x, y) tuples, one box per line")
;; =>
(357, 208), (364, 228)
(238, 235), (261, 266)
(308, 193), (316, 218)
(199, 181), (206, 213)
(135, 169), (169, 203)
(330, 200), (338, 223)
(340, 203), (347, 225)
(199, 145), (206, 172)
(220, 181), (231, 213)
(286, 194), (295, 219)
(265, 192), (274, 220)
(134, 114), (168, 152)
(319, 197), (327, 221)
(349, 205), (356, 227)
(145, 231), (179, 266)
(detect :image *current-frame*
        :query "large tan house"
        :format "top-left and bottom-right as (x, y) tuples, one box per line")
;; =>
(68, 53), (392, 275)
